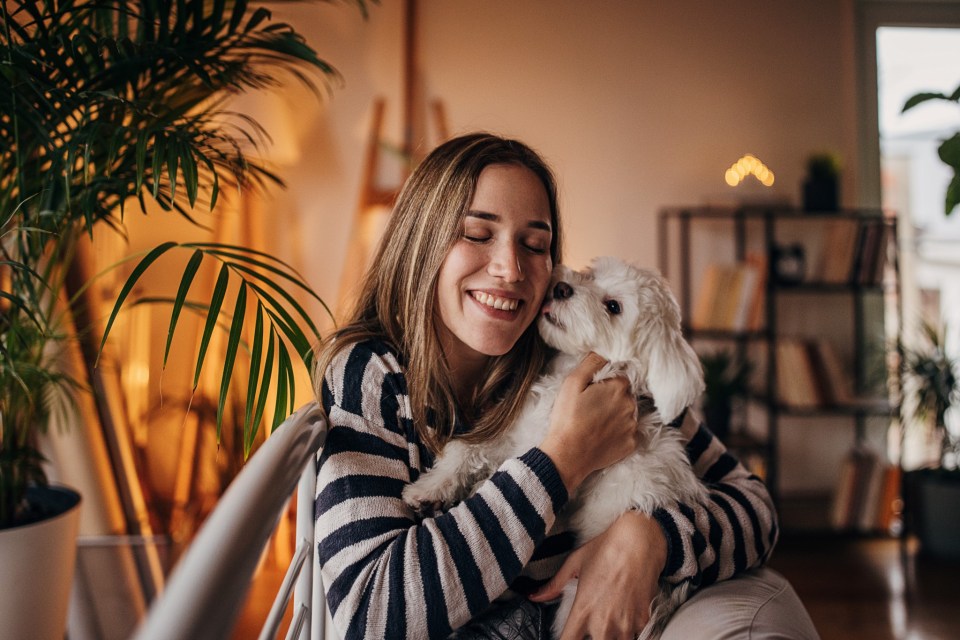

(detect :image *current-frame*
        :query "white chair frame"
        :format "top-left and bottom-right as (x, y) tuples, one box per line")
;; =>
(133, 402), (329, 640)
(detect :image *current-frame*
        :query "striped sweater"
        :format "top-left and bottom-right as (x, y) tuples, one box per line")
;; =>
(315, 339), (778, 639)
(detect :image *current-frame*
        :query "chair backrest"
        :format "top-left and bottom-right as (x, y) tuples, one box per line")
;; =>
(132, 402), (328, 640)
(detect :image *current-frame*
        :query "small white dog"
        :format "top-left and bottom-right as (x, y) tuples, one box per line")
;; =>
(403, 256), (707, 639)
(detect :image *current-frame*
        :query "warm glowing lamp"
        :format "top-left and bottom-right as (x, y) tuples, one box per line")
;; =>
(725, 154), (775, 187)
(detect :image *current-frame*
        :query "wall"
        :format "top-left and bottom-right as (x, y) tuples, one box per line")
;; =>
(275, 0), (858, 296)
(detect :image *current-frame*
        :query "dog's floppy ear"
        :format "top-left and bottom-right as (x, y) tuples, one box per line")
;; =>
(640, 273), (705, 423)
(646, 328), (704, 423)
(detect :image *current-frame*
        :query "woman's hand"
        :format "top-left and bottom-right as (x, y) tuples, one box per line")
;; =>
(529, 511), (668, 640)
(539, 352), (639, 492)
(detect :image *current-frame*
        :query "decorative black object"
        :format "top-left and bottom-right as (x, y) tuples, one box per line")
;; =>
(905, 469), (960, 560)
(803, 176), (838, 212)
(771, 243), (806, 285)
(802, 154), (840, 212)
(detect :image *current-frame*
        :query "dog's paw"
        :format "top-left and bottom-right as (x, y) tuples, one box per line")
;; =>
(403, 472), (470, 511)
(401, 479), (439, 507)
(401, 482), (446, 517)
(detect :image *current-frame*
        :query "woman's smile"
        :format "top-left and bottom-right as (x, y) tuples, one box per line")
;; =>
(469, 290), (522, 313)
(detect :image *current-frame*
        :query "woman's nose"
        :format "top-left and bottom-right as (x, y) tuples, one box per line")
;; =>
(553, 281), (573, 299)
(489, 244), (524, 281)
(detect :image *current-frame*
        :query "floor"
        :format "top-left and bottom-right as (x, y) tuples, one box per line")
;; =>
(768, 534), (959, 640)
(232, 534), (960, 639)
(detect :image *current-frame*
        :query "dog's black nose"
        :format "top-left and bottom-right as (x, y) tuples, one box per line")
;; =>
(553, 281), (573, 300)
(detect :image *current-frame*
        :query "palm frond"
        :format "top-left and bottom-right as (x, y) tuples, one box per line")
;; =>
(2, 0), (345, 235)
(98, 241), (331, 450)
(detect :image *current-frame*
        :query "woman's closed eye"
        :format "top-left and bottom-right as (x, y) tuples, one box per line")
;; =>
(462, 232), (547, 255)
(522, 240), (548, 255)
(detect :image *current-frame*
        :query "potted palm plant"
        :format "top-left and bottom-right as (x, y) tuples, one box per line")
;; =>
(1, 0), (359, 636)
(900, 321), (960, 559)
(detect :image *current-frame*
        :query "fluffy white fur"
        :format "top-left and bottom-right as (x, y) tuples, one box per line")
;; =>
(402, 256), (707, 639)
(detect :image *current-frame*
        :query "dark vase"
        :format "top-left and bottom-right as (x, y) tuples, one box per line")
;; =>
(910, 470), (960, 560)
(802, 176), (839, 212)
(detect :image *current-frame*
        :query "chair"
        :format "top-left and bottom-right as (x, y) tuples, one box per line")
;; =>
(132, 402), (329, 640)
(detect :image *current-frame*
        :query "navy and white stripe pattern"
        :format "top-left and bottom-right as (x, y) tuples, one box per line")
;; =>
(315, 340), (777, 639)
(653, 411), (779, 591)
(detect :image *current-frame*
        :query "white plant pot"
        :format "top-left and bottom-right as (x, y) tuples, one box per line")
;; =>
(0, 485), (81, 640)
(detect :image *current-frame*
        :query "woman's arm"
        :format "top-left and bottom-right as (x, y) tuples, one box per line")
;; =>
(530, 409), (777, 638)
(652, 408), (778, 588)
(315, 342), (569, 640)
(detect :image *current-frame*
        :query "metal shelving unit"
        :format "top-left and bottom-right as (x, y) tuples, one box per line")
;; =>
(659, 205), (902, 533)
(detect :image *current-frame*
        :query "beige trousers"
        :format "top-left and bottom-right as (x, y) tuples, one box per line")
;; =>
(660, 568), (820, 640)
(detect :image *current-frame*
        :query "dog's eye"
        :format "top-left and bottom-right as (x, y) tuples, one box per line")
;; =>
(604, 299), (621, 315)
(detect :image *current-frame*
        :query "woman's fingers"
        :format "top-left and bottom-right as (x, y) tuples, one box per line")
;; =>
(540, 353), (641, 492)
(529, 547), (582, 602)
(563, 351), (608, 390)
(555, 512), (667, 639)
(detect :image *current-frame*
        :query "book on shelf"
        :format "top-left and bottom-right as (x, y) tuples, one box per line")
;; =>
(816, 219), (860, 284)
(856, 222), (881, 285)
(857, 453), (886, 530)
(849, 219), (889, 287)
(692, 264), (721, 330)
(830, 447), (901, 533)
(805, 340), (855, 406)
(691, 255), (766, 332)
(874, 464), (902, 533)
(865, 221), (891, 286)
(776, 338), (854, 409)
(813, 218), (889, 286)
(744, 251), (768, 330)
(775, 339), (820, 409)
(830, 450), (858, 528)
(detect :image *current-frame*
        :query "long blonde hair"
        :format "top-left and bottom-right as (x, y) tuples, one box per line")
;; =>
(314, 133), (563, 453)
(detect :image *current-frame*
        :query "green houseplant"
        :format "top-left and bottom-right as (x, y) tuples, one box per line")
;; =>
(1, 2), (358, 631)
(900, 321), (960, 559)
(902, 85), (960, 216)
(700, 350), (752, 441)
(902, 322), (959, 465)
(0, 0), (365, 637)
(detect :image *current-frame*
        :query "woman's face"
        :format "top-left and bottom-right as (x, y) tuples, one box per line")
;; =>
(435, 163), (554, 381)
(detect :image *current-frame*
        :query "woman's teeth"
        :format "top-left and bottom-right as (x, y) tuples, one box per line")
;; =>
(472, 292), (519, 311)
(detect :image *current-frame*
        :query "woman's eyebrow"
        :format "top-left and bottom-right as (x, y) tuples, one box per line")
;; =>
(466, 211), (552, 232)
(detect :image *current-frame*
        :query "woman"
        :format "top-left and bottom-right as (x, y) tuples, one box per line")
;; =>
(313, 133), (816, 640)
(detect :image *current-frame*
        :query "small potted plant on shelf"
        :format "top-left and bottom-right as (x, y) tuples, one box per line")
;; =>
(1, 1), (354, 636)
(900, 321), (960, 560)
(802, 152), (841, 213)
(700, 350), (753, 442)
